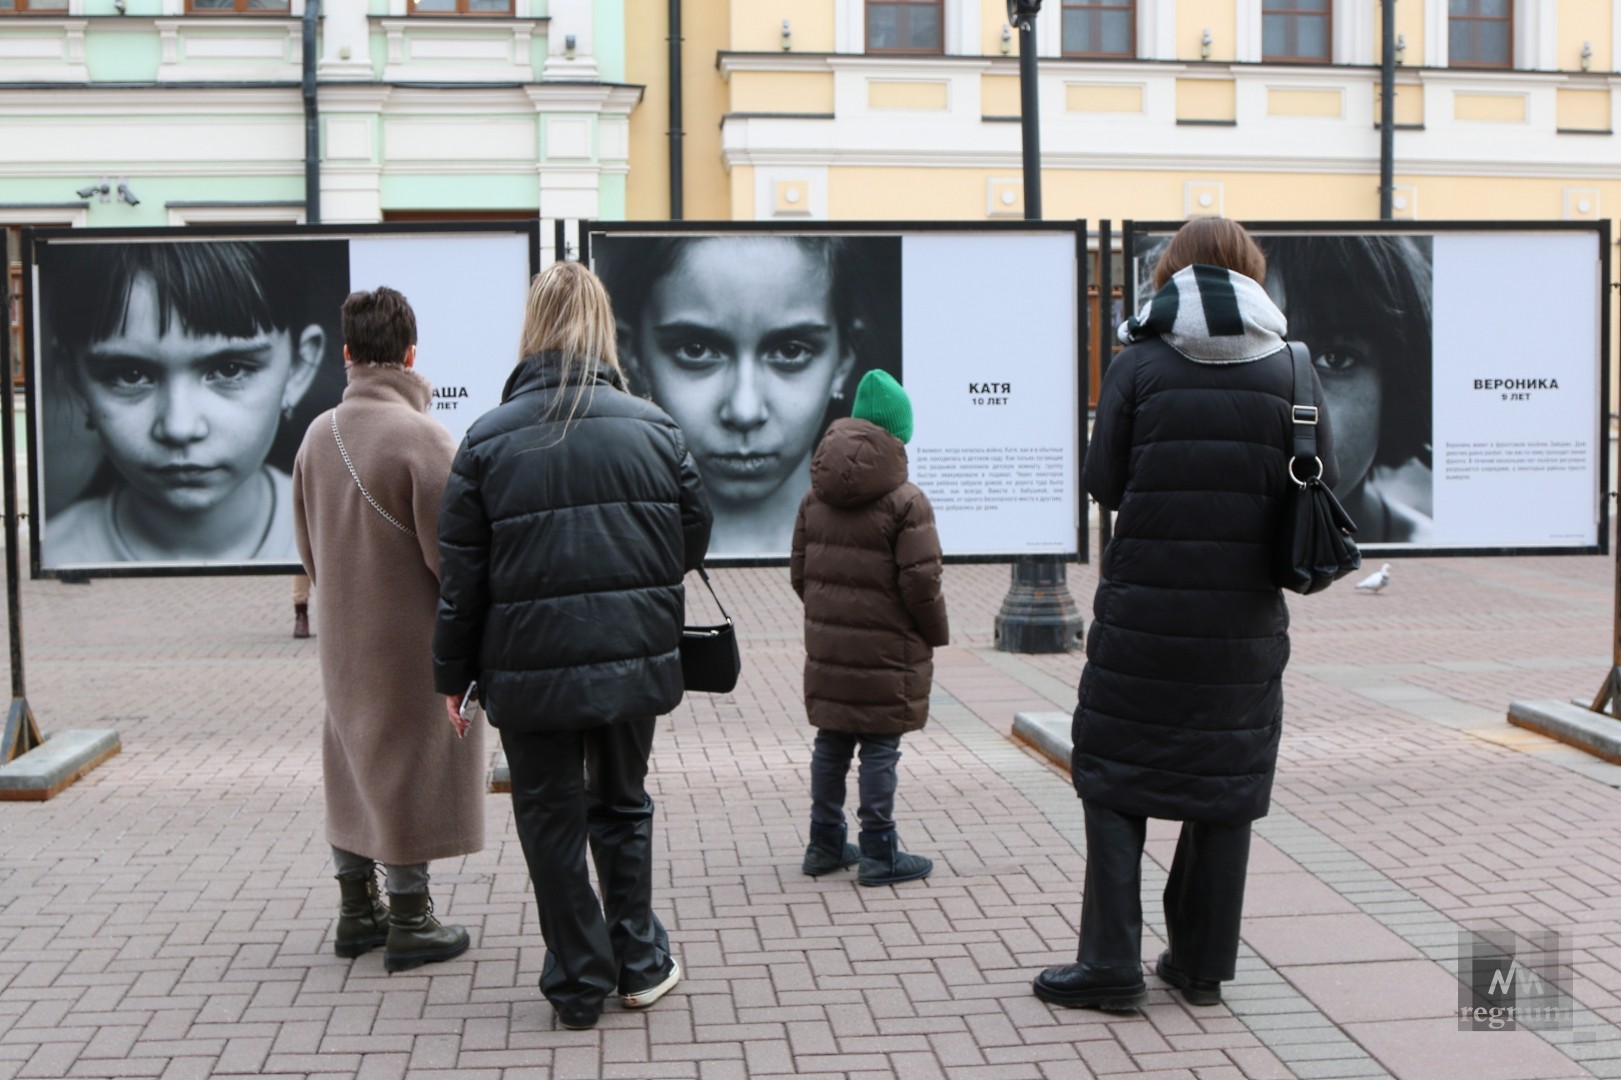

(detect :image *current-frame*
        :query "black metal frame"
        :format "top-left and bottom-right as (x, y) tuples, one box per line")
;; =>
(0, 270), (40, 763)
(20, 218), (543, 580)
(1122, 218), (1613, 560)
(582, 218), (1091, 567)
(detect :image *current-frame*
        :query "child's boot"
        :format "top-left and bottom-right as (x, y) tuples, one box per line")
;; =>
(802, 823), (860, 876)
(858, 831), (933, 886)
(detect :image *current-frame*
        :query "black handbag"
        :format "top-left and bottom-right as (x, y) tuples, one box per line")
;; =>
(1275, 341), (1362, 595)
(681, 566), (741, 693)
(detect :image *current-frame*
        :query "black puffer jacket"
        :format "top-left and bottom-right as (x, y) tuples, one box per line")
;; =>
(433, 354), (711, 732)
(1072, 338), (1337, 824)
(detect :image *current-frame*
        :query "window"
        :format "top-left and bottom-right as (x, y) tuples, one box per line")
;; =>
(1450, 0), (1511, 67)
(1062, 0), (1135, 58)
(0, 0), (70, 12)
(1263, 0), (1331, 63)
(408, 0), (513, 12)
(866, 0), (943, 54)
(185, 0), (291, 11)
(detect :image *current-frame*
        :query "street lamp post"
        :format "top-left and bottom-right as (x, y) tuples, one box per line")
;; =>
(993, 0), (1086, 654)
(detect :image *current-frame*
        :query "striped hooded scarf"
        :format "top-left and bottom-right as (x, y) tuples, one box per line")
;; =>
(1119, 263), (1287, 364)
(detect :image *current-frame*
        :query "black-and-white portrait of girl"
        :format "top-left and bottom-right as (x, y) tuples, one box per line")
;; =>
(35, 238), (350, 568)
(1135, 231), (1434, 545)
(595, 234), (902, 558)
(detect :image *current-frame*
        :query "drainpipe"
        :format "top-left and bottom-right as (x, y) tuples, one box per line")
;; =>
(667, 0), (683, 220)
(1379, 0), (1395, 219)
(303, 0), (321, 224)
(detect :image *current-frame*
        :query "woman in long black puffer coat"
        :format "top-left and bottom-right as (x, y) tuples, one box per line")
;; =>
(1033, 218), (1338, 1013)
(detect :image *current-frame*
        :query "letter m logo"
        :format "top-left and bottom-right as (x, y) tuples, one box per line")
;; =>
(1488, 960), (1543, 997)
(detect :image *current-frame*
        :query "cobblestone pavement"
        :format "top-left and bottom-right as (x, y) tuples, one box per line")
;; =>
(3, 544), (1621, 1079)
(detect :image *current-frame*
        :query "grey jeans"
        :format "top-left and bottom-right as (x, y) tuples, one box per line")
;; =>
(331, 846), (429, 896)
(809, 730), (902, 834)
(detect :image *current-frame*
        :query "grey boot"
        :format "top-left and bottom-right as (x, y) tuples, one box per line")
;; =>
(858, 831), (933, 886)
(801, 824), (860, 877)
(384, 890), (470, 973)
(334, 867), (390, 958)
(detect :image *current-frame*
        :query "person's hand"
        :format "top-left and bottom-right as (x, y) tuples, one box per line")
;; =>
(446, 694), (470, 739)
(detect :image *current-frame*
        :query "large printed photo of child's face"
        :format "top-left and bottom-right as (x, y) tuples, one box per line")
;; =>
(34, 238), (350, 569)
(1133, 231), (1435, 546)
(595, 234), (902, 559)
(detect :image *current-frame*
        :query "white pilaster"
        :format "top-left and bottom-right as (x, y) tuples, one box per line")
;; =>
(1425, 0), (1448, 67)
(836, 0), (864, 53)
(542, 0), (598, 80)
(1339, 0), (1374, 66)
(319, 0), (373, 80)
(1236, 0), (1261, 62)
(1142, 0), (1176, 61)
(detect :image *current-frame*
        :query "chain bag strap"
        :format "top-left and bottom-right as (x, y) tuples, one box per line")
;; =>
(331, 412), (418, 539)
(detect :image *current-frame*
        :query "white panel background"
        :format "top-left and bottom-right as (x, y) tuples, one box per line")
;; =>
(1430, 231), (1602, 548)
(347, 233), (531, 448)
(902, 233), (1080, 555)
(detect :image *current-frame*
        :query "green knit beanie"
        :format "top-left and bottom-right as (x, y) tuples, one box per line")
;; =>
(850, 369), (913, 444)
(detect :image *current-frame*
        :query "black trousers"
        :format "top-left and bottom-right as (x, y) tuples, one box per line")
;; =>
(502, 718), (669, 1013)
(1078, 800), (1252, 982)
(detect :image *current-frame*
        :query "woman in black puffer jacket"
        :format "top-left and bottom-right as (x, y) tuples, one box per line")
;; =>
(434, 262), (711, 1031)
(1033, 218), (1338, 1014)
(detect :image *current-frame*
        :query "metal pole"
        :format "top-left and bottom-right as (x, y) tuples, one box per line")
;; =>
(1018, 14), (1041, 220)
(1379, 0), (1395, 220)
(1098, 219), (1113, 553)
(995, 1), (1084, 654)
(667, 0), (684, 220)
(0, 269), (41, 763)
(303, 0), (321, 225)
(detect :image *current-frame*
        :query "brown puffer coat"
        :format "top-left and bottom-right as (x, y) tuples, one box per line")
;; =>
(790, 418), (949, 735)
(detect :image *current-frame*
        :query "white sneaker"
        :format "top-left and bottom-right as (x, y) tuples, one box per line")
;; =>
(620, 958), (681, 1009)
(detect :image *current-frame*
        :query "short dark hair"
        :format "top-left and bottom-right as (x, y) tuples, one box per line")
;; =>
(341, 286), (417, 366)
(1154, 217), (1268, 290)
(43, 240), (317, 362)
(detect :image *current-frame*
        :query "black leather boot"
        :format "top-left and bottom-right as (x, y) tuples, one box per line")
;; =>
(1032, 962), (1148, 1011)
(802, 824), (860, 877)
(384, 890), (470, 973)
(293, 603), (311, 639)
(1156, 951), (1223, 1005)
(333, 867), (389, 958)
(857, 831), (932, 886)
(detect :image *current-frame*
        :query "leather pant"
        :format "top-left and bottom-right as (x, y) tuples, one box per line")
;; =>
(502, 718), (670, 1013)
(1078, 800), (1252, 981)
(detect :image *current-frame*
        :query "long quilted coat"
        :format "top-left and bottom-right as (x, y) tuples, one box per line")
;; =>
(1072, 338), (1338, 824)
(790, 418), (949, 735)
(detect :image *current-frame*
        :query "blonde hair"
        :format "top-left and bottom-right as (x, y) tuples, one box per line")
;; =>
(517, 260), (625, 428)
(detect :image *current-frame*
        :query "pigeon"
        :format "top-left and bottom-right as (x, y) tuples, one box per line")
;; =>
(1355, 563), (1392, 594)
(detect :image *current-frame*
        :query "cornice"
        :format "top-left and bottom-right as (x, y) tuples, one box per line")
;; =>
(718, 142), (1621, 181)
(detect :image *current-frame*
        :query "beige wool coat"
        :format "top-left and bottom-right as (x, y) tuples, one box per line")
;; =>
(292, 364), (485, 865)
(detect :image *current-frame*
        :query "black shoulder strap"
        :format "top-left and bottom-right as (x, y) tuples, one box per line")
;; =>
(1287, 342), (1318, 463)
(695, 564), (732, 623)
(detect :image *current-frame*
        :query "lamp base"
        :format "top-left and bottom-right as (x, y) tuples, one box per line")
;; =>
(994, 556), (1084, 654)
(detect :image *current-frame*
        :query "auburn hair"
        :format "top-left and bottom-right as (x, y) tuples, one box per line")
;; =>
(1153, 217), (1267, 290)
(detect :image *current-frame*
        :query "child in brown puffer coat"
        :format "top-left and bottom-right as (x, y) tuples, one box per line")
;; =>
(789, 370), (949, 886)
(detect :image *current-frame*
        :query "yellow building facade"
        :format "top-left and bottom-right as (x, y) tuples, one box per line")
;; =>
(623, 0), (1620, 234)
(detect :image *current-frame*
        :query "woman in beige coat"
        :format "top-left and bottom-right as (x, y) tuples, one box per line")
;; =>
(293, 286), (485, 973)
